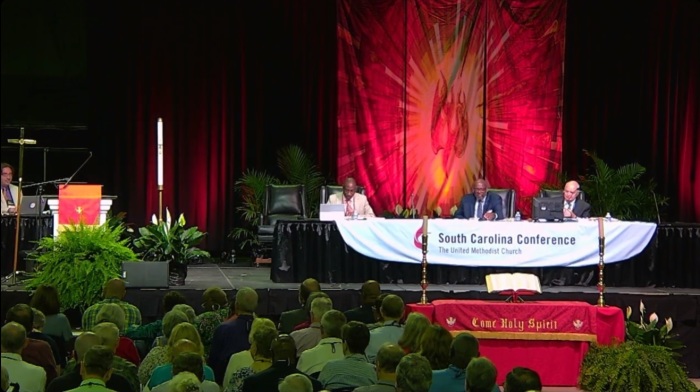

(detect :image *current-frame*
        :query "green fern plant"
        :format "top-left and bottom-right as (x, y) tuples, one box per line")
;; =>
(25, 222), (137, 312)
(277, 145), (325, 218)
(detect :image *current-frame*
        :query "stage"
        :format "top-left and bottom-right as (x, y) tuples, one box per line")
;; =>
(2, 262), (699, 378)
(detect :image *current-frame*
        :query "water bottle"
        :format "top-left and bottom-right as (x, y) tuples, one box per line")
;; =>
(605, 212), (612, 222)
(352, 212), (359, 220)
(514, 211), (521, 221)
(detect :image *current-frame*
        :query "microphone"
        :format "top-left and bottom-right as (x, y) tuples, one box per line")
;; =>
(61, 151), (93, 190)
(652, 191), (661, 225)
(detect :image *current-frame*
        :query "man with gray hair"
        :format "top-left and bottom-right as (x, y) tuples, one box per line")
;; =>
(396, 353), (432, 392)
(279, 373), (313, 392)
(93, 322), (139, 392)
(209, 287), (259, 384)
(355, 343), (405, 392)
(1, 322), (46, 392)
(291, 296), (333, 356)
(366, 294), (405, 362)
(297, 309), (346, 375)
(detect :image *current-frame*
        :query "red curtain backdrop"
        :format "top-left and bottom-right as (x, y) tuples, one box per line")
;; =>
(337, 0), (566, 216)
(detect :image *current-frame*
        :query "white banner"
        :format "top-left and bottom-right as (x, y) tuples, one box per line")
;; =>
(334, 219), (656, 267)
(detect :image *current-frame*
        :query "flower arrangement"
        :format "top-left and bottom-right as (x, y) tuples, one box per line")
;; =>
(134, 209), (210, 266)
(625, 300), (683, 352)
(383, 204), (459, 218)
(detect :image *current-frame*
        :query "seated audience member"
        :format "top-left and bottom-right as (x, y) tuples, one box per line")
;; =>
(292, 291), (331, 332)
(279, 279), (321, 334)
(367, 293), (389, 330)
(241, 335), (322, 392)
(92, 322), (139, 392)
(71, 345), (117, 391)
(30, 284), (74, 350)
(280, 279), (321, 331)
(279, 373), (313, 392)
(355, 343), (405, 392)
(223, 325), (278, 392)
(418, 324), (453, 370)
(345, 280), (381, 324)
(318, 321), (377, 389)
(465, 357), (497, 392)
(194, 287), (230, 354)
(147, 329), (214, 389)
(297, 310), (347, 375)
(1, 365), (9, 392)
(395, 353), (432, 392)
(1, 322), (46, 392)
(430, 332), (498, 392)
(125, 290), (187, 349)
(47, 332), (134, 392)
(209, 287), (258, 384)
(5, 303), (58, 383)
(454, 179), (504, 221)
(169, 371), (204, 392)
(82, 278), (142, 331)
(397, 312), (430, 354)
(366, 295), (405, 362)
(328, 177), (376, 217)
(30, 307), (66, 370)
(138, 310), (190, 385)
(504, 367), (542, 392)
(291, 296), (333, 356)
(172, 304), (197, 323)
(95, 302), (141, 365)
(151, 352), (219, 392)
(223, 317), (276, 385)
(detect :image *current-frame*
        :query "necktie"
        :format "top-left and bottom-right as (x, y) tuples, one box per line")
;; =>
(476, 199), (483, 219)
(3, 187), (13, 205)
(566, 201), (572, 211)
(345, 198), (354, 216)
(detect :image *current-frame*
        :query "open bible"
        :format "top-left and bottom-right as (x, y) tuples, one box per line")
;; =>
(486, 273), (542, 302)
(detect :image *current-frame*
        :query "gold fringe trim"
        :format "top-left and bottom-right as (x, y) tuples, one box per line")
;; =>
(449, 330), (597, 342)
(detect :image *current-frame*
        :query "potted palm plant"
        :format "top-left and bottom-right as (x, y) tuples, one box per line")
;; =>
(133, 209), (210, 286)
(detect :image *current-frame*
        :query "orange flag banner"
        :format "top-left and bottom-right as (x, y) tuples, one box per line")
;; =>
(58, 184), (102, 226)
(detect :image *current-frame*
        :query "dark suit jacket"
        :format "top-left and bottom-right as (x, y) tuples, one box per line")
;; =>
(242, 362), (323, 392)
(344, 305), (376, 325)
(278, 308), (308, 334)
(455, 192), (505, 220)
(569, 199), (591, 218)
(46, 368), (134, 392)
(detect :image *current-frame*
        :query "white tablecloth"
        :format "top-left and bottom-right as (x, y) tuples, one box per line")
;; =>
(334, 219), (656, 267)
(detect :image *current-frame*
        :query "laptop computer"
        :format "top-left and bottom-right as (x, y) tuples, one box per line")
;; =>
(121, 262), (170, 288)
(319, 203), (346, 221)
(19, 195), (48, 216)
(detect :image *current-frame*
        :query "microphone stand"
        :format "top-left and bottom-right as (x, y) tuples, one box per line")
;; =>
(60, 151), (93, 190)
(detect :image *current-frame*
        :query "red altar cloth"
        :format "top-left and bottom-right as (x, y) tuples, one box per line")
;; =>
(406, 300), (624, 386)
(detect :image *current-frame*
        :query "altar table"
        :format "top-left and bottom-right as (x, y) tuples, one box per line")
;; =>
(406, 299), (625, 386)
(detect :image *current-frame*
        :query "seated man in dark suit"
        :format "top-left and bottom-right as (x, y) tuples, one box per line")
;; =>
(344, 280), (381, 324)
(241, 335), (322, 392)
(279, 278), (321, 334)
(562, 180), (591, 219)
(454, 179), (504, 221)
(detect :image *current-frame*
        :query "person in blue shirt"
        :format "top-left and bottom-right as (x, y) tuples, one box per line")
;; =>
(431, 333), (499, 392)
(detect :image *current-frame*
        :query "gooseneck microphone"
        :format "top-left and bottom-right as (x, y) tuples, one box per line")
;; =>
(61, 151), (93, 189)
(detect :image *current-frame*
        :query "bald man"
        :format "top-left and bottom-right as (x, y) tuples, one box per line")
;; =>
(455, 179), (504, 220)
(345, 280), (381, 324)
(327, 177), (375, 217)
(82, 278), (142, 332)
(279, 278), (321, 334)
(562, 181), (591, 219)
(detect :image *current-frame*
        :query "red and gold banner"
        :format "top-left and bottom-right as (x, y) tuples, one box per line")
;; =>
(58, 184), (102, 226)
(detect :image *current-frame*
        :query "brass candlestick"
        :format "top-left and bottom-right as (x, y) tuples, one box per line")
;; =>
(597, 235), (606, 307)
(420, 233), (429, 304)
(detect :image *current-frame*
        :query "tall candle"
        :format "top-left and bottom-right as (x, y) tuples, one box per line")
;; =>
(422, 215), (428, 236)
(598, 217), (604, 238)
(157, 118), (164, 187)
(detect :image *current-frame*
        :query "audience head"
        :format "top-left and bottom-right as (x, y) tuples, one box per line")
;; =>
(342, 321), (370, 355)
(30, 284), (61, 316)
(170, 339), (201, 360)
(1, 322), (27, 354)
(102, 278), (127, 300)
(163, 291), (188, 313)
(373, 293), (389, 323)
(162, 310), (190, 339)
(201, 287), (228, 312)
(31, 308), (45, 331)
(80, 345), (114, 380)
(170, 371), (202, 392)
(320, 310), (347, 339)
(168, 323), (204, 357)
(375, 344), (405, 380)
(1, 365), (8, 392)
(563, 180), (581, 203)
(172, 352), (205, 381)
(74, 332), (102, 362)
(234, 287), (258, 315)
(5, 303), (34, 333)
(279, 373), (313, 392)
(418, 324), (453, 370)
(451, 332), (480, 369)
(271, 335), (297, 365)
(360, 280), (381, 305)
(342, 177), (358, 200)
(96, 303), (126, 331)
(250, 325), (278, 359)
(299, 278), (321, 306)
(398, 312), (430, 353)
(172, 304), (196, 323)
(473, 179), (489, 201)
(504, 367), (542, 392)
(395, 353), (432, 392)
(466, 357), (497, 392)
(380, 295), (404, 321)
(304, 291), (330, 315)
(248, 317), (276, 345)
(310, 297), (333, 322)
(92, 322), (120, 351)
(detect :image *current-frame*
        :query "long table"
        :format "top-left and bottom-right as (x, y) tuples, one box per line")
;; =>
(406, 300), (625, 386)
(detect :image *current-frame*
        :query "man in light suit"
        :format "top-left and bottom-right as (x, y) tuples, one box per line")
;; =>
(1, 163), (21, 215)
(562, 180), (591, 218)
(328, 177), (375, 217)
(454, 179), (504, 220)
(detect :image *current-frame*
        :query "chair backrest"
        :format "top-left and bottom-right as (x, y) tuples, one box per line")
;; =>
(489, 188), (516, 218)
(540, 189), (586, 202)
(320, 184), (366, 203)
(263, 184), (307, 225)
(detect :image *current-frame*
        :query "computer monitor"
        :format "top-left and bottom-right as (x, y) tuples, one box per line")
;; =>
(532, 197), (564, 221)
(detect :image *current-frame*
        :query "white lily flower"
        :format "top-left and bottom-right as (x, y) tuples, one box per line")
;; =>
(649, 313), (658, 323)
(165, 208), (172, 230)
(639, 300), (645, 315)
(151, 214), (158, 225)
(178, 213), (186, 226)
(450, 205), (459, 216)
(435, 206), (442, 216)
(665, 317), (673, 333)
(394, 204), (404, 215)
(626, 306), (632, 319)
